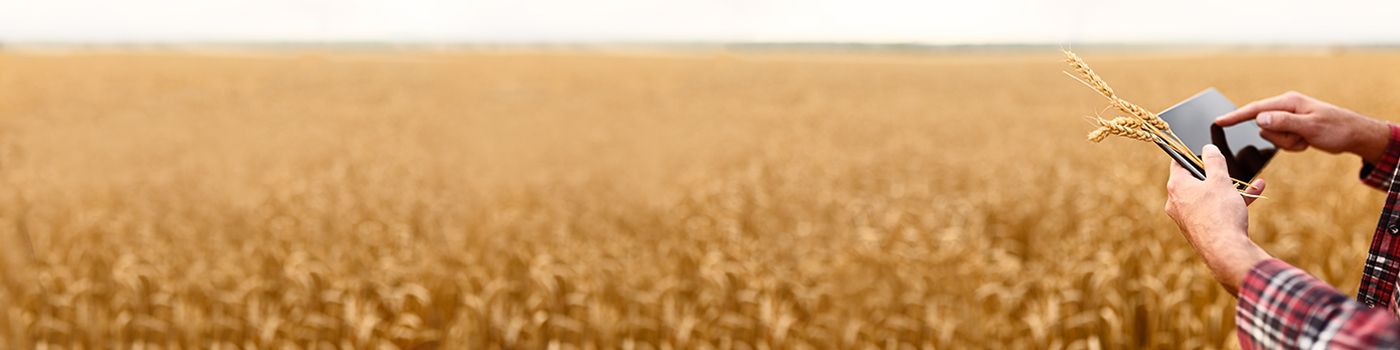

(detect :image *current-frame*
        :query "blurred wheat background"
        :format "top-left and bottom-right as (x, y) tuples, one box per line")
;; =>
(0, 50), (1397, 348)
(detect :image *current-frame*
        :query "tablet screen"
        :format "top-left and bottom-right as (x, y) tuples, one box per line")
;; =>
(1158, 88), (1276, 182)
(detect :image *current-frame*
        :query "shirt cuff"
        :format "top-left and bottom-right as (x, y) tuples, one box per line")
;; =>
(1359, 123), (1400, 190)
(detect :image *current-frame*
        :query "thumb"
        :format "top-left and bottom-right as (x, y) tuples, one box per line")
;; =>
(1257, 111), (1310, 133)
(1202, 144), (1230, 182)
(1244, 178), (1266, 206)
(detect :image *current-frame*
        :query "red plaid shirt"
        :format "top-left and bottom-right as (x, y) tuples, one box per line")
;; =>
(1236, 124), (1400, 348)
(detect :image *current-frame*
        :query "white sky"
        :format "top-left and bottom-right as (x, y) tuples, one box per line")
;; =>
(0, 0), (1397, 44)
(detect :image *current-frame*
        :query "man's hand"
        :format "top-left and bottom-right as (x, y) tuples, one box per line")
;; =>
(1164, 144), (1271, 296)
(1216, 91), (1390, 164)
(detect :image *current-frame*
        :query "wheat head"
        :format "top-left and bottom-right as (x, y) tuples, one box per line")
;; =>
(1094, 117), (1155, 142)
(1062, 50), (1171, 132)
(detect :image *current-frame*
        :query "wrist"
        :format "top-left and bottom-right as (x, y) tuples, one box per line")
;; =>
(1349, 119), (1391, 164)
(1206, 236), (1270, 295)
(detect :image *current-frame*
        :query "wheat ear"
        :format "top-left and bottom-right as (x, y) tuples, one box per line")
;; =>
(1063, 50), (1192, 167)
(1061, 50), (1172, 132)
(1110, 116), (1141, 128)
(1095, 117), (1155, 142)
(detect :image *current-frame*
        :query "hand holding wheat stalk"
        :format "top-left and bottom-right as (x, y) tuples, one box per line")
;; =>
(1062, 50), (1263, 198)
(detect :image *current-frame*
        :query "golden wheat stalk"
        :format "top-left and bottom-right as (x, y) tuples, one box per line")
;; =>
(1064, 50), (1262, 195)
(1061, 51), (1172, 132)
(1062, 51), (1195, 160)
(1063, 51), (1188, 154)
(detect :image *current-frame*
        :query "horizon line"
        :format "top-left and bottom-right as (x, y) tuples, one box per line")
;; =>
(6, 41), (1400, 52)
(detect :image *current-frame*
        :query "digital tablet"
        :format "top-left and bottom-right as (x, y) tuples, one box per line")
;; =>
(1157, 88), (1277, 184)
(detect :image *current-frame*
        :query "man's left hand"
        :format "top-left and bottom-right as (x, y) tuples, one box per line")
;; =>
(1164, 144), (1272, 296)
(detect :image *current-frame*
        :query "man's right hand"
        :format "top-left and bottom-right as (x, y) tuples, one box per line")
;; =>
(1216, 91), (1391, 164)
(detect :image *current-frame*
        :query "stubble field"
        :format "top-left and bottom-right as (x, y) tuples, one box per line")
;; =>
(1, 49), (1398, 348)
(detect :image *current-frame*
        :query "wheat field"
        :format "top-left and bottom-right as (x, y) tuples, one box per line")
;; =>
(0, 50), (1397, 348)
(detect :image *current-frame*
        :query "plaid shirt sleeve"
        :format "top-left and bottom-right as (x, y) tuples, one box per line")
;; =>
(1237, 259), (1400, 349)
(1234, 123), (1400, 348)
(1358, 123), (1400, 191)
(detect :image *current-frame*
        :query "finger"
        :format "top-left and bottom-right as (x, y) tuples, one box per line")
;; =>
(1167, 159), (1194, 190)
(1259, 130), (1309, 151)
(1165, 161), (1189, 213)
(1202, 144), (1230, 183)
(1256, 111), (1313, 134)
(1244, 178), (1267, 206)
(1216, 92), (1305, 126)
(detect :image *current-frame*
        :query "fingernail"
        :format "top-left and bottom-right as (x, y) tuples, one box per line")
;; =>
(1258, 112), (1273, 126)
(1203, 144), (1219, 154)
